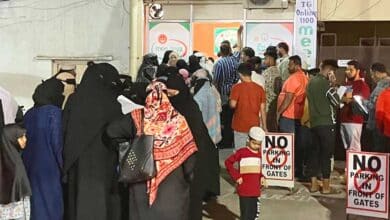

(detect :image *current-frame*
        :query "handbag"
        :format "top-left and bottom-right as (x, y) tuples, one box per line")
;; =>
(118, 120), (156, 183)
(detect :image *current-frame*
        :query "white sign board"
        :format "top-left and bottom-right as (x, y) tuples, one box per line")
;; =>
(261, 133), (294, 188)
(246, 23), (293, 58)
(148, 22), (191, 63)
(293, 0), (318, 69)
(347, 151), (389, 219)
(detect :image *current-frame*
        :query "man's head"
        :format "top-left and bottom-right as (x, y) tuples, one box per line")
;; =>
(241, 47), (255, 63)
(221, 40), (231, 48)
(370, 62), (388, 83)
(288, 55), (302, 74)
(237, 62), (252, 80)
(345, 60), (361, 81)
(277, 42), (289, 58)
(219, 44), (231, 57)
(249, 56), (262, 73)
(320, 59), (338, 79)
(264, 46), (278, 67)
(247, 127), (265, 151)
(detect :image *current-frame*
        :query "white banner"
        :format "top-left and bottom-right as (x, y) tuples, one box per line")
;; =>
(261, 133), (294, 188)
(246, 23), (294, 58)
(148, 22), (191, 63)
(293, 0), (317, 69)
(346, 151), (389, 219)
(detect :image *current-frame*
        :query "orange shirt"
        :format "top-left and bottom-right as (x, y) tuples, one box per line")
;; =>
(230, 81), (266, 132)
(277, 70), (308, 119)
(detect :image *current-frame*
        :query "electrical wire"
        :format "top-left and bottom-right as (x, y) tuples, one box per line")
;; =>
(351, 0), (382, 19)
(122, 0), (129, 14)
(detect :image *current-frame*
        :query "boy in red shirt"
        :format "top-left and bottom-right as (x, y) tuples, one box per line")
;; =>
(225, 127), (267, 220)
(230, 63), (267, 150)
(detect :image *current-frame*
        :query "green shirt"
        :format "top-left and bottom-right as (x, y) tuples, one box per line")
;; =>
(307, 74), (336, 127)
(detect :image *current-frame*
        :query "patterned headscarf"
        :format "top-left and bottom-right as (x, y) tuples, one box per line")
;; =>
(143, 81), (197, 205)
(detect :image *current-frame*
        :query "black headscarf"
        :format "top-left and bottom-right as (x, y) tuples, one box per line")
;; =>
(32, 77), (65, 108)
(123, 82), (149, 106)
(188, 55), (202, 75)
(165, 74), (220, 197)
(162, 50), (173, 65)
(0, 124), (31, 204)
(136, 53), (159, 83)
(176, 59), (189, 71)
(63, 62), (122, 173)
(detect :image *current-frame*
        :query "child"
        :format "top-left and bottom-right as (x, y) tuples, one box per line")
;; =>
(0, 124), (31, 220)
(225, 126), (267, 220)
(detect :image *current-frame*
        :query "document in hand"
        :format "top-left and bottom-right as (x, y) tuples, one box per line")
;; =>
(337, 86), (348, 108)
(117, 95), (144, 114)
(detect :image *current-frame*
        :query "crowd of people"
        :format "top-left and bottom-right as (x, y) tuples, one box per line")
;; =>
(1, 29), (390, 220)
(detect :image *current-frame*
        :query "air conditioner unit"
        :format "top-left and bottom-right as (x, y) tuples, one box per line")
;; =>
(243, 0), (288, 9)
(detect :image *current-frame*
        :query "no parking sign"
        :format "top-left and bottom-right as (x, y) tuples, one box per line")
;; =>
(347, 151), (389, 219)
(261, 133), (294, 188)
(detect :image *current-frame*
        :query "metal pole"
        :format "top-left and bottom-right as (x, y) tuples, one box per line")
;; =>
(129, 0), (143, 79)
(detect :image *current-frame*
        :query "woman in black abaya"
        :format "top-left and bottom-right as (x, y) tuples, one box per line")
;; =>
(0, 124), (31, 220)
(165, 73), (220, 220)
(63, 62), (123, 220)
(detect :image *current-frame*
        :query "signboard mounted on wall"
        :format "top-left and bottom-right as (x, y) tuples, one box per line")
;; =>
(246, 23), (294, 58)
(148, 22), (191, 63)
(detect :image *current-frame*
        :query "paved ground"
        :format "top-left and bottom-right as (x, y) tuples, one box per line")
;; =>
(201, 149), (387, 220)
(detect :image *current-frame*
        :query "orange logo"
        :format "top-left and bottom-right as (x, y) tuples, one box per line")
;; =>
(158, 34), (167, 44)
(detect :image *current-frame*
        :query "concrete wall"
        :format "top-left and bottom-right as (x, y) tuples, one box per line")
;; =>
(0, 0), (129, 109)
(318, 0), (389, 21)
(158, 3), (295, 21)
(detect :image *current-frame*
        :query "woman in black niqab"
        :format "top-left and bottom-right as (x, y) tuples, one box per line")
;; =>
(188, 55), (202, 75)
(63, 62), (123, 220)
(0, 124), (31, 205)
(32, 77), (65, 108)
(136, 53), (159, 83)
(165, 74), (220, 220)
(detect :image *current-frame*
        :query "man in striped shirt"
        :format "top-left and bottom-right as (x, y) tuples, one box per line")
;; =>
(213, 44), (239, 149)
(213, 44), (240, 104)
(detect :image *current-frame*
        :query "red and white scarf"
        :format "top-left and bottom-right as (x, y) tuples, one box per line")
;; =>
(140, 81), (197, 205)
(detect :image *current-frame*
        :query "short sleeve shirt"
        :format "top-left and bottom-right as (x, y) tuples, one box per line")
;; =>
(230, 82), (266, 132)
(277, 70), (308, 119)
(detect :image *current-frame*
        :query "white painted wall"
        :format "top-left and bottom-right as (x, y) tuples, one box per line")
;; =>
(0, 0), (129, 109)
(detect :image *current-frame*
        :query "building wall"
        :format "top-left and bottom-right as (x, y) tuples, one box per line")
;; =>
(0, 0), (129, 109)
(159, 3), (295, 21)
(318, 0), (389, 21)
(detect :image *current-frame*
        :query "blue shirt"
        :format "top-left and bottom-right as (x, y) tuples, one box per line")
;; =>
(213, 55), (239, 101)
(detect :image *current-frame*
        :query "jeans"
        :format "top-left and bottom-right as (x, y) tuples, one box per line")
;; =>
(279, 116), (303, 177)
(234, 131), (248, 150)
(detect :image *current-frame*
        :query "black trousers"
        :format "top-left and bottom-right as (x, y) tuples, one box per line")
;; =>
(309, 125), (335, 179)
(239, 197), (260, 220)
(219, 104), (234, 149)
(299, 125), (312, 177)
(371, 128), (390, 153)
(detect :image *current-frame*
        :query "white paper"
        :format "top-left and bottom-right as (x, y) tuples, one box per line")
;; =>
(337, 86), (348, 108)
(117, 95), (143, 114)
(337, 86), (348, 98)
